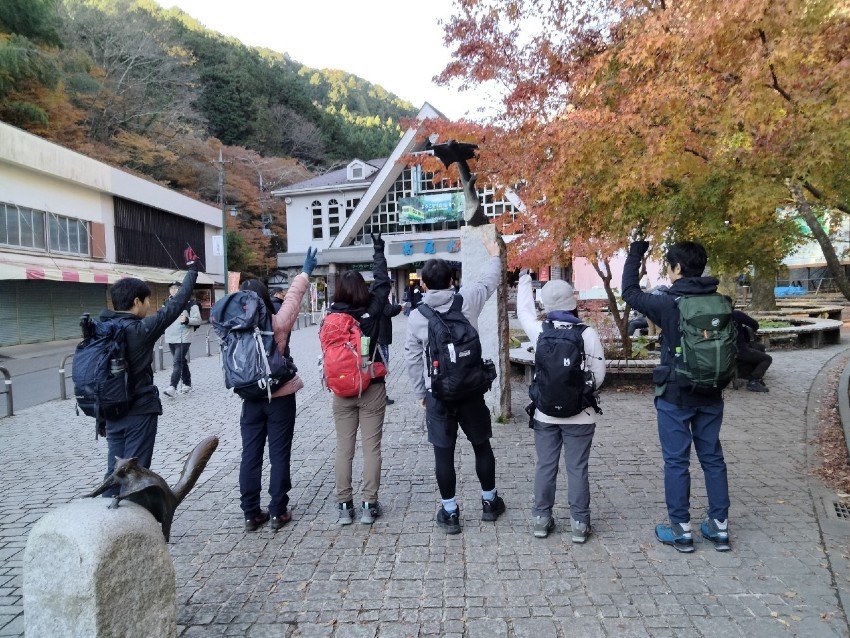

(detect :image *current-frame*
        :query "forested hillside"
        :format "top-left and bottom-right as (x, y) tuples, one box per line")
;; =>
(0, 0), (418, 275)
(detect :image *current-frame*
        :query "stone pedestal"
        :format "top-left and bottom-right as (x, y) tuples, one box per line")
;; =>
(24, 499), (176, 638)
(461, 225), (511, 419)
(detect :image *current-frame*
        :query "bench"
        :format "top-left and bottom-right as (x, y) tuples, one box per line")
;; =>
(753, 317), (843, 348)
(509, 342), (659, 383)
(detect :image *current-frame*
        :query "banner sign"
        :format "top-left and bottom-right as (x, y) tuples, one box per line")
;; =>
(398, 192), (465, 225)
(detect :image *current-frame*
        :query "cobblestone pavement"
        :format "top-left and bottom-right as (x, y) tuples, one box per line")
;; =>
(1, 317), (849, 637)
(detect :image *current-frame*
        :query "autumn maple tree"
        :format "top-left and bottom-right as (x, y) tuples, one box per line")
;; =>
(436, 0), (850, 328)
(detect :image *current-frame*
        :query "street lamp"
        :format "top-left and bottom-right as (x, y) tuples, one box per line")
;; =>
(215, 149), (230, 294)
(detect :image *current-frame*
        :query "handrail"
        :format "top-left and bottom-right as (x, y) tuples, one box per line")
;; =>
(0, 367), (13, 417)
(59, 352), (75, 400)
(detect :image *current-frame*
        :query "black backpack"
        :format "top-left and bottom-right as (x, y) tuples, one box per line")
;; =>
(210, 290), (297, 401)
(529, 321), (601, 418)
(73, 314), (132, 424)
(418, 295), (497, 402)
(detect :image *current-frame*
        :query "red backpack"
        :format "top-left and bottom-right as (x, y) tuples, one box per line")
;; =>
(319, 312), (386, 397)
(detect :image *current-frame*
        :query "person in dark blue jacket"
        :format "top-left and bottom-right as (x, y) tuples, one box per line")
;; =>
(622, 240), (730, 554)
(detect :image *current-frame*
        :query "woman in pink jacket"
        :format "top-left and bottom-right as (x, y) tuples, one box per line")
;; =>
(238, 248), (317, 532)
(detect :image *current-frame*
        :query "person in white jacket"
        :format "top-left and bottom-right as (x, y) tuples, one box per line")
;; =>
(404, 235), (503, 535)
(163, 281), (202, 397)
(517, 271), (605, 542)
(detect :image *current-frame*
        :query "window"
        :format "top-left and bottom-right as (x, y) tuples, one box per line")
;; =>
(312, 201), (323, 239)
(328, 199), (341, 237)
(0, 203), (88, 254)
(351, 166), (363, 179)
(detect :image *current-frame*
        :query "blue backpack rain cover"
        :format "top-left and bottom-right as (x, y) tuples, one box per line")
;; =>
(210, 290), (297, 401)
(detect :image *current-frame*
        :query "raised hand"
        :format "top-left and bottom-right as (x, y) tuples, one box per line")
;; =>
(370, 232), (385, 250)
(302, 247), (318, 275)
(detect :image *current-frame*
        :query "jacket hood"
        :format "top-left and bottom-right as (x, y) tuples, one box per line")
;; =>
(422, 289), (455, 310)
(668, 276), (719, 296)
(98, 309), (138, 321)
(546, 310), (581, 324)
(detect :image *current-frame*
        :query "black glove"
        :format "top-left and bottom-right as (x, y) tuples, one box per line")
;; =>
(630, 241), (650, 256)
(370, 232), (385, 251)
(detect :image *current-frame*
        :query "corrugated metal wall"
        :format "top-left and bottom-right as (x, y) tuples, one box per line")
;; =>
(0, 281), (107, 346)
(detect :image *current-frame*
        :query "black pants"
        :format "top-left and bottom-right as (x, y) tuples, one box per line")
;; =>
(737, 347), (772, 380)
(169, 342), (191, 388)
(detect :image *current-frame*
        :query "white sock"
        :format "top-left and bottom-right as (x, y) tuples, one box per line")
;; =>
(441, 498), (458, 513)
(679, 522), (692, 532)
(714, 519), (728, 530)
(481, 489), (497, 502)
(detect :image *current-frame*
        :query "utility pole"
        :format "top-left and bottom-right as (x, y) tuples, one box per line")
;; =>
(213, 149), (230, 293)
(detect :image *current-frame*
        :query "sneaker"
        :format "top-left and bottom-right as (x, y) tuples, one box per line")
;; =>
(533, 515), (555, 539)
(436, 506), (461, 534)
(179, 385), (192, 394)
(481, 494), (506, 521)
(747, 379), (769, 393)
(163, 386), (177, 398)
(244, 509), (270, 532)
(700, 518), (731, 552)
(571, 519), (592, 544)
(270, 510), (292, 531)
(655, 522), (694, 553)
(360, 501), (382, 525)
(338, 501), (355, 525)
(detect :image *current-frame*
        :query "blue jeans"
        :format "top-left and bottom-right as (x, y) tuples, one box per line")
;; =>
(103, 413), (159, 496)
(239, 394), (296, 518)
(655, 398), (729, 523)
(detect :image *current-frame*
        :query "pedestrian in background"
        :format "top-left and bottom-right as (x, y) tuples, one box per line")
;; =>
(163, 281), (202, 397)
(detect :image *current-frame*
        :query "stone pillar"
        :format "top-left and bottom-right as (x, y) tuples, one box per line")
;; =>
(461, 225), (511, 419)
(24, 499), (176, 638)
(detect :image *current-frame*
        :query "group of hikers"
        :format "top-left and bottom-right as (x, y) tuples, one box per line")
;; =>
(81, 235), (771, 554)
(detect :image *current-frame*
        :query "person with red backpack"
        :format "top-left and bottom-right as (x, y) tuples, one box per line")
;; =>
(320, 233), (391, 525)
(237, 248), (317, 532)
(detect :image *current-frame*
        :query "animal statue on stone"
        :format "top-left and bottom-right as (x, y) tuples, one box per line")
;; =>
(85, 436), (219, 541)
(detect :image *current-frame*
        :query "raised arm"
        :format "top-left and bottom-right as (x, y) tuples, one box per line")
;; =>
(365, 233), (391, 316)
(141, 269), (198, 342)
(516, 270), (542, 345)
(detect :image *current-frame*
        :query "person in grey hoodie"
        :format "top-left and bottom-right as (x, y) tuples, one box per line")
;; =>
(404, 234), (503, 535)
(162, 281), (202, 397)
(517, 271), (605, 542)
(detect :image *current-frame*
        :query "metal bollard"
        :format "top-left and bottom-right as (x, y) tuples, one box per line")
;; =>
(157, 336), (165, 371)
(59, 353), (74, 400)
(0, 367), (13, 417)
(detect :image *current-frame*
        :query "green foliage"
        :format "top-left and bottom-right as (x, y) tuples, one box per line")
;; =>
(0, 100), (49, 126)
(0, 34), (60, 97)
(227, 232), (255, 273)
(0, 0), (61, 45)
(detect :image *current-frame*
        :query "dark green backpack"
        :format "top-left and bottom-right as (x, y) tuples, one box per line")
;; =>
(674, 294), (737, 392)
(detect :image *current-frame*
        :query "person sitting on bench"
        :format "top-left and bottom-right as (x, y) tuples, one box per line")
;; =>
(732, 310), (772, 392)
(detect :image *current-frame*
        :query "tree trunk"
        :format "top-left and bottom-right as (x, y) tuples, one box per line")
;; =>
(749, 272), (776, 311)
(789, 180), (850, 301)
(590, 255), (632, 358)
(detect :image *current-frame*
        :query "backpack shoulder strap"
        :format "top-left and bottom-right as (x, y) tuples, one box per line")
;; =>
(417, 303), (436, 320)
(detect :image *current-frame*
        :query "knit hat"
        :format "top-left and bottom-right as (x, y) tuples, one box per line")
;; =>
(540, 279), (577, 312)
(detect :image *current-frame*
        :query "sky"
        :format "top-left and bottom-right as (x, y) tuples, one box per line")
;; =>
(154, 0), (498, 121)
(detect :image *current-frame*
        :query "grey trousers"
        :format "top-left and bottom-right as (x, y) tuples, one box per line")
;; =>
(532, 419), (596, 524)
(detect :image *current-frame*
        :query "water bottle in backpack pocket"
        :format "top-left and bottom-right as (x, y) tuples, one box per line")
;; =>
(319, 312), (386, 398)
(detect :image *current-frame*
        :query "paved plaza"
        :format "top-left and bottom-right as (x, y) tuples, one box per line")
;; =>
(1, 317), (850, 637)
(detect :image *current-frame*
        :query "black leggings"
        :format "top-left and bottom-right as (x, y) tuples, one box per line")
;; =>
(433, 440), (496, 500)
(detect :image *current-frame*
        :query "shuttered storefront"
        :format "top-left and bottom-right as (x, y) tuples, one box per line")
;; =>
(0, 280), (107, 346)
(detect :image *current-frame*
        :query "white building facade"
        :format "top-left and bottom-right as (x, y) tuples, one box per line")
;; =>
(0, 122), (223, 346)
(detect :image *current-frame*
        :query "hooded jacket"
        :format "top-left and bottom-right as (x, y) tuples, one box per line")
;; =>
(98, 270), (197, 416)
(163, 298), (202, 344)
(404, 256), (501, 400)
(621, 244), (723, 407)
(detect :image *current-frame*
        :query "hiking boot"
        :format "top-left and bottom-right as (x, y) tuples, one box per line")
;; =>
(179, 385), (192, 394)
(436, 506), (461, 534)
(270, 510), (292, 531)
(571, 519), (592, 544)
(481, 494), (506, 521)
(163, 386), (177, 398)
(655, 522), (694, 553)
(700, 518), (731, 552)
(360, 501), (382, 525)
(533, 515), (555, 539)
(338, 501), (355, 525)
(245, 509), (270, 532)
(747, 379), (769, 393)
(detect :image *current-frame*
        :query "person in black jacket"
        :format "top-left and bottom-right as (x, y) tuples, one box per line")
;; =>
(378, 299), (403, 405)
(327, 233), (391, 525)
(732, 310), (772, 392)
(97, 263), (199, 495)
(622, 240), (731, 554)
